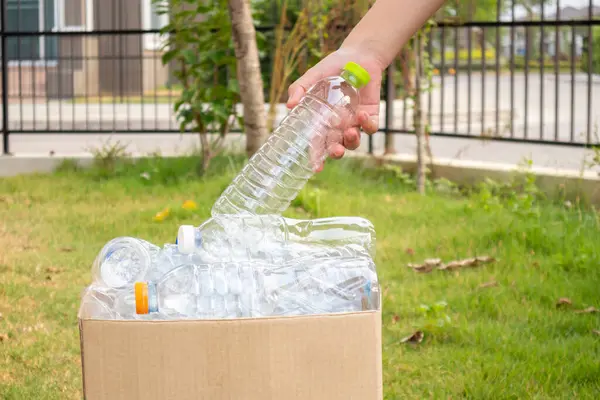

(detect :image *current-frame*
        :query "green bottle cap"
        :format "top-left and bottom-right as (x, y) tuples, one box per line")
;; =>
(343, 62), (371, 89)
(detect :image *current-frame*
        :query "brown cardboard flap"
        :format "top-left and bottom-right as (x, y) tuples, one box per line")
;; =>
(80, 311), (383, 400)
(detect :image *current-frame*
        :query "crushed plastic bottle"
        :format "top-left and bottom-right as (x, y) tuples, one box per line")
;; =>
(211, 62), (371, 216)
(81, 240), (380, 320)
(143, 244), (193, 283)
(132, 252), (379, 319)
(177, 214), (376, 257)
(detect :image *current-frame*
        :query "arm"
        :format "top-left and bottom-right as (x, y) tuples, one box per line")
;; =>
(341, 0), (446, 69)
(287, 0), (446, 159)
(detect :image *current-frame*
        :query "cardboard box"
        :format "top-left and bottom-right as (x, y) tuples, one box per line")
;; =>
(78, 310), (383, 400)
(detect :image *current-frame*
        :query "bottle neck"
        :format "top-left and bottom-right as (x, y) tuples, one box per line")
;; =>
(340, 70), (361, 89)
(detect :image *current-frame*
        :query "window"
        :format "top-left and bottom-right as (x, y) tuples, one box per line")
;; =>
(5, 0), (90, 63)
(6, 0), (58, 62)
(54, 0), (86, 32)
(143, 0), (169, 50)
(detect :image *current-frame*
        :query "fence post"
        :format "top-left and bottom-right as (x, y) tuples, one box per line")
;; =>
(1, 0), (8, 155)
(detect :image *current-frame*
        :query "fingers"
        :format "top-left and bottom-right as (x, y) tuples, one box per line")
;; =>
(343, 127), (361, 150)
(287, 66), (326, 109)
(329, 143), (346, 159)
(357, 111), (379, 135)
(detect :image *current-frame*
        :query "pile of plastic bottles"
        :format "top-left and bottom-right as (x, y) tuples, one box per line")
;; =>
(78, 62), (381, 321)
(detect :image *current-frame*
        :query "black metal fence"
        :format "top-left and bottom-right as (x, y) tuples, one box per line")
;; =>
(1, 0), (600, 156)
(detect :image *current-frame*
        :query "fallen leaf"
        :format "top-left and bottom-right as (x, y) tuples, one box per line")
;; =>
(405, 248), (415, 256)
(556, 298), (573, 308)
(593, 330), (600, 336)
(400, 331), (424, 344)
(479, 281), (498, 289)
(153, 208), (171, 222)
(407, 258), (441, 273)
(59, 247), (74, 253)
(46, 267), (61, 274)
(0, 334), (7, 342)
(575, 306), (599, 314)
(392, 315), (400, 325)
(438, 256), (496, 271)
(182, 200), (198, 211)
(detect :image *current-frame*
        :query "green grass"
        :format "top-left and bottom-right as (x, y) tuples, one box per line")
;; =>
(1, 155), (600, 399)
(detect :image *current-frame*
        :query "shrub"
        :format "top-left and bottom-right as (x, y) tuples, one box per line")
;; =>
(581, 27), (600, 74)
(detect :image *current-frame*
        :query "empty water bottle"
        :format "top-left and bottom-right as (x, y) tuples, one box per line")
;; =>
(177, 214), (376, 257)
(133, 252), (379, 319)
(92, 237), (160, 288)
(211, 62), (371, 216)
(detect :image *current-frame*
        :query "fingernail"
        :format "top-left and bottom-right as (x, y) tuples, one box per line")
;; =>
(368, 116), (379, 132)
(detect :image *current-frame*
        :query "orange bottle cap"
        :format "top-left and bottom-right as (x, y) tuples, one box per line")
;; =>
(135, 282), (149, 314)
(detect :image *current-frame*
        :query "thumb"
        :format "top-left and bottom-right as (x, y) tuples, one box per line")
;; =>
(286, 66), (327, 109)
(286, 85), (305, 109)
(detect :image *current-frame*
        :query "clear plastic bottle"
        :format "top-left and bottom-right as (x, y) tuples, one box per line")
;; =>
(211, 62), (371, 216)
(177, 214), (376, 257)
(91, 237), (160, 288)
(143, 244), (193, 283)
(78, 285), (119, 320)
(133, 252), (379, 319)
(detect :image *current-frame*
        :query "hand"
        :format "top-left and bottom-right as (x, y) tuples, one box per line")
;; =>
(286, 47), (385, 160)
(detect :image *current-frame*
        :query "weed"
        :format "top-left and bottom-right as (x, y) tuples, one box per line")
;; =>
(470, 160), (543, 218)
(415, 301), (452, 336)
(85, 138), (132, 179)
(54, 159), (81, 174)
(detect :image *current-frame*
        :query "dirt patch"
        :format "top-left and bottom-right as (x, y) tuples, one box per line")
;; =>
(0, 225), (35, 265)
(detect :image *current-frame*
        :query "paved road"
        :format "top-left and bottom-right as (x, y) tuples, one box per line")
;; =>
(3, 72), (600, 172)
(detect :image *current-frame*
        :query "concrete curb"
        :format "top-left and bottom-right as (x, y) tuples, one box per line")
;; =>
(0, 154), (94, 177)
(2, 152), (600, 205)
(351, 153), (600, 205)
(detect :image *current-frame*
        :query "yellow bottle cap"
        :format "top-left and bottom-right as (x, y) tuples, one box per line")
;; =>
(135, 282), (149, 314)
(343, 62), (371, 89)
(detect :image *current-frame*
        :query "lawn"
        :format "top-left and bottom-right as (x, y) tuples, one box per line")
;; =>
(1, 155), (599, 399)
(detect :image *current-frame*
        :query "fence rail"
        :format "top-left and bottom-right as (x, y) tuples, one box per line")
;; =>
(1, 0), (600, 156)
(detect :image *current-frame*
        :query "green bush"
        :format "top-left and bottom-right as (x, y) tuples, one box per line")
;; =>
(581, 28), (600, 74)
(513, 56), (578, 71)
(432, 48), (497, 63)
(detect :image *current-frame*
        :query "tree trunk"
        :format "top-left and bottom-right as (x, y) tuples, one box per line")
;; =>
(414, 33), (426, 195)
(384, 61), (396, 154)
(227, 0), (268, 157)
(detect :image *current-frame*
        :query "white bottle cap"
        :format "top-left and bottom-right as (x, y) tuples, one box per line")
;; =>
(177, 225), (197, 254)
